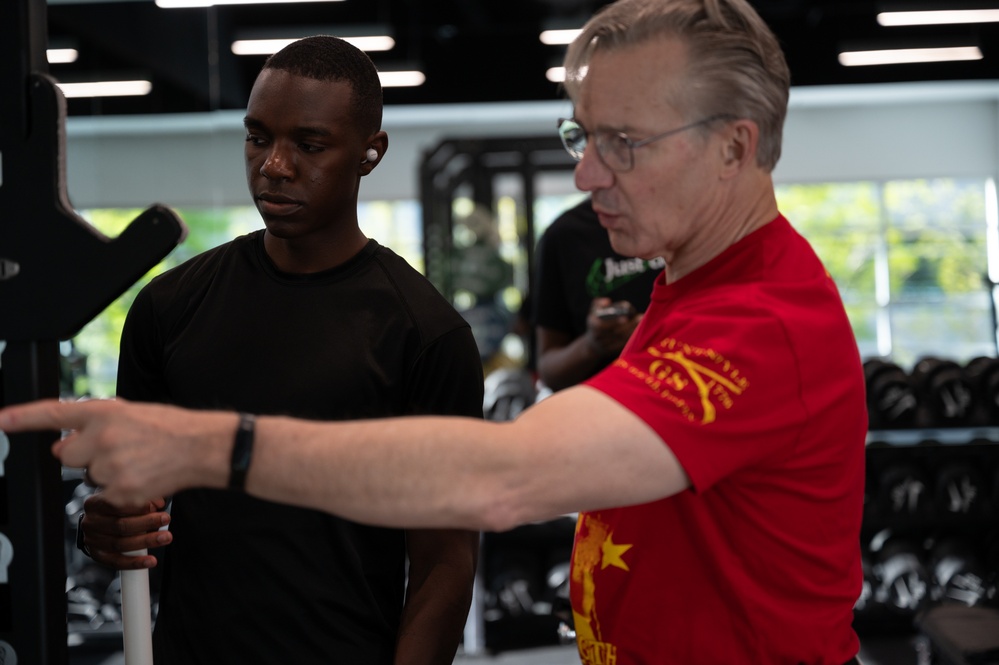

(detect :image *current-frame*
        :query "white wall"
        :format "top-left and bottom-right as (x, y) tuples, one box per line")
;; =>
(61, 80), (999, 211)
(62, 100), (575, 210)
(776, 81), (999, 184)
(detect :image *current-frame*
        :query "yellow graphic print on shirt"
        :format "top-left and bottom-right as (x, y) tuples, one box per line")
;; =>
(611, 336), (749, 424)
(572, 513), (633, 665)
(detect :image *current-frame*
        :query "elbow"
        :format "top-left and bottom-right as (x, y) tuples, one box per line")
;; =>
(473, 484), (542, 533)
(479, 506), (526, 533)
(459, 422), (555, 532)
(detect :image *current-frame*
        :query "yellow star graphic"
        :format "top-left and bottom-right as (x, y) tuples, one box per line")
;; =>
(601, 535), (633, 571)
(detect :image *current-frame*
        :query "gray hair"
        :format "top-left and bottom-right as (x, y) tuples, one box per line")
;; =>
(563, 0), (790, 172)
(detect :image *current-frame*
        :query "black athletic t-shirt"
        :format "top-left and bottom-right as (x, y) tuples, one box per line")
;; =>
(117, 231), (484, 664)
(533, 198), (663, 345)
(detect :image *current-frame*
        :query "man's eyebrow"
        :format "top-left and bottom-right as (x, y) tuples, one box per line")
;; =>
(295, 126), (333, 138)
(242, 117), (333, 138)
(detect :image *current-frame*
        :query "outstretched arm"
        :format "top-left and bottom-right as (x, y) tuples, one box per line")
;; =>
(0, 388), (688, 532)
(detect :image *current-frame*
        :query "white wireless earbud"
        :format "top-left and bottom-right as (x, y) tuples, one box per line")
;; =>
(364, 148), (379, 163)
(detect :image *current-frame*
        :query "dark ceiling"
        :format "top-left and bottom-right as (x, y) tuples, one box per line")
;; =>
(38, 0), (999, 117)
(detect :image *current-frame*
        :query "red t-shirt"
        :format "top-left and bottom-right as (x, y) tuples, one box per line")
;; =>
(577, 216), (866, 664)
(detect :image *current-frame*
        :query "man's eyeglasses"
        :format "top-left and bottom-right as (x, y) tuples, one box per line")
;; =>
(556, 114), (733, 173)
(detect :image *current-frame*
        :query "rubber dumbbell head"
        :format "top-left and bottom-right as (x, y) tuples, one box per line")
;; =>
(910, 357), (974, 427)
(864, 358), (919, 429)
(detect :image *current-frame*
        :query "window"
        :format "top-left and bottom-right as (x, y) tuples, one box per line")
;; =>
(533, 179), (998, 371)
(777, 178), (996, 368)
(64, 178), (998, 395)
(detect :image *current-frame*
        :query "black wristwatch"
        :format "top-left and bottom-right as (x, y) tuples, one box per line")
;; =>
(75, 512), (93, 559)
(229, 413), (256, 491)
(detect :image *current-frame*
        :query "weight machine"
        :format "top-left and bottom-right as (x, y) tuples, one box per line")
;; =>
(0, 0), (186, 661)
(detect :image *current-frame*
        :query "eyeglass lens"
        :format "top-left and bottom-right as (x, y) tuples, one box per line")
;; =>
(558, 119), (586, 160)
(557, 118), (633, 171)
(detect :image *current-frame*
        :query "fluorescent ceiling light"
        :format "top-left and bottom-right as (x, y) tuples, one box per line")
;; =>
(839, 45), (983, 66)
(378, 70), (425, 88)
(546, 66), (566, 83)
(232, 35), (395, 55)
(55, 80), (152, 98)
(157, 0), (339, 8)
(47, 48), (79, 64)
(877, 9), (999, 26)
(539, 29), (581, 45)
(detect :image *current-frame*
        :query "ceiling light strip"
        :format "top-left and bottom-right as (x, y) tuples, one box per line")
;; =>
(539, 29), (580, 45)
(232, 35), (395, 55)
(877, 9), (999, 26)
(378, 71), (425, 88)
(56, 80), (153, 98)
(47, 48), (79, 64)
(838, 46), (983, 67)
(157, 0), (339, 8)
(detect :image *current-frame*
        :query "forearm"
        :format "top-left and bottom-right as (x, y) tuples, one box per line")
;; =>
(241, 385), (681, 530)
(394, 530), (479, 665)
(246, 415), (532, 531)
(537, 334), (611, 391)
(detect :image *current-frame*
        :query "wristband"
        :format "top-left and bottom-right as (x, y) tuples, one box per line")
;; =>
(75, 512), (93, 559)
(228, 413), (256, 491)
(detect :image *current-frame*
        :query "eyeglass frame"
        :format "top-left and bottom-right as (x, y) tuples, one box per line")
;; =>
(556, 114), (736, 173)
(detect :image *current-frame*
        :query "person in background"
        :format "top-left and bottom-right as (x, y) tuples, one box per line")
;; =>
(533, 197), (663, 392)
(2, 1), (867, 663)
(72, 36), (483, 665)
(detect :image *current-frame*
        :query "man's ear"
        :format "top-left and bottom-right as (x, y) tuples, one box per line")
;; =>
(360, 130), (389, 176)
(719, 119), (758, 179)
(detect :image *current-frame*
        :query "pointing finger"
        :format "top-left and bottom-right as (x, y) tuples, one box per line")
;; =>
(0, 398), (93, 433)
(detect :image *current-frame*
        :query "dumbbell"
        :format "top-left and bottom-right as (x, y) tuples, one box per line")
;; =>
(872, 536), (931, 615)
(877, 463), (931, 519)
(66, 583), (106, 632)
(484, 550), (542, 619)
(985, 544), (999, 607)
(854, 554), (878, 617)
(864, 358), (919, 429)
(543, 561), (571, 620)
(964, 356), (999, 426)
(933, 462), (987, 518)
(929, 538), (990, 607)
(910, 356), (974, 427)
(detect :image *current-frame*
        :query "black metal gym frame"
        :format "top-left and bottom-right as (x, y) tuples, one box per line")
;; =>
(0, 0), (187, 661)
(419, 134), (574, 304)
(419, 135), (579, 654)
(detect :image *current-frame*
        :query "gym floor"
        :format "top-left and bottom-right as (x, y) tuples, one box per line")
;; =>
(70, 635), (924, 665)
(459, 637), (926, 664)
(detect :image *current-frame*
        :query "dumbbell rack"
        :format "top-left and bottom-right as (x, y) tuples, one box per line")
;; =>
(857, 423), (999, 635)
(477, 517), (577, 652)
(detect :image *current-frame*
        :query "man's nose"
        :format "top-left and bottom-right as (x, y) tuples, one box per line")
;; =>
(260, 144), (294, 180)
(574, 144), (614, 192)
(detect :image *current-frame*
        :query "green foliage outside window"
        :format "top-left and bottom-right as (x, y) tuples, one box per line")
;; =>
(777, 178), (994, 368)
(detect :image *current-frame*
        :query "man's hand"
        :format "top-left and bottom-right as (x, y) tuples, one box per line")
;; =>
(585, 297), (642, 357)
(0, 398), (234, 508)
(80, 493), (172, 570)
